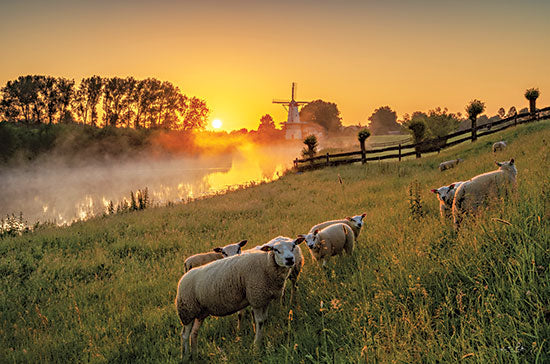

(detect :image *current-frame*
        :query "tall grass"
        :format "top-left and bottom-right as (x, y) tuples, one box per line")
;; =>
(1, 120), (549, 363)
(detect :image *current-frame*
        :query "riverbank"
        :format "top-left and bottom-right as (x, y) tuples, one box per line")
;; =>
(1, 119), (549, 362)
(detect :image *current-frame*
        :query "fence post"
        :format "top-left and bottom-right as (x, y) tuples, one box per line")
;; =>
(326, 152), (330, 166)
(471, 118), (477, 142)
(514, 116), (517, 127)
(398, 144), (402, 161)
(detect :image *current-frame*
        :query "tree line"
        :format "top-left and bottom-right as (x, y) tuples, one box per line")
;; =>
(0, 75), (209, 131)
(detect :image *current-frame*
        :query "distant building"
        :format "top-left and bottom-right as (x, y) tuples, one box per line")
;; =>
(273, 82), (325, 140)
(283, 120), (325, 140)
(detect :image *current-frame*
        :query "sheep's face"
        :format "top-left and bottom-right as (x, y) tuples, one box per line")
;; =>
(263, 236), (305, 267)
(496, 158), (517, 176)
(304, 230), (321, 250)
(346, 213), (366, 230)
(213, 239), (247, 257)
(431, 184), (456, 206)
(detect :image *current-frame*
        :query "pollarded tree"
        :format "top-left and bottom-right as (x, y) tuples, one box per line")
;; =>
(357, 128), (371, 164)
(524, 87), (540, 116)
(465, 99), (485, 142)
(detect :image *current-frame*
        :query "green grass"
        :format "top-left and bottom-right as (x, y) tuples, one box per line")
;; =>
(1, 120), (549, 363)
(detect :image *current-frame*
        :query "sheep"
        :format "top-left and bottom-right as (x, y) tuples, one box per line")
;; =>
(175, 236), (306, 359)
(183, 239), (247, 272)
(493, 141), (507, 152)
(308, 213), (366, 240)
(255, 236), (304, 302)
(438, 158), (464, 172)
(431, 182), (464, 219)
(304, 223), (354, 266)
(452, 158), (517, 228)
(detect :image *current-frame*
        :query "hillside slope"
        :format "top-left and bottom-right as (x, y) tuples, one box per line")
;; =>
(1, 120), (549, 363)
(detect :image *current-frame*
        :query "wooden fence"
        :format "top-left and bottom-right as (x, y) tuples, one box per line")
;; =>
(294, 106), (550, 171)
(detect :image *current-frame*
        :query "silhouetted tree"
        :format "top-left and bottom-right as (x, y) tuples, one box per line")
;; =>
(79, 76), (103, 126)
(258, 114), (276, 132)
(42, 76), (61, 124)
(497, 107), (506, 119)
(57, 77), (75, 123)
(367, 106), (401, 135)
(299, 100), (342, 132)
(507, 106), (517, 117)
(408, 120), (426, 158)
(358, 129), (371, 164)
(302, 134), (318, 160)
(465, 99), (485, 142)
(524, 87), (540, 115)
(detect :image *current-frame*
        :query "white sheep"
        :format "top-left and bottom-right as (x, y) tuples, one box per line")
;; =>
(175, 236), (306, 358)
(255, 236), (304, 302)
(493, 141), (507, 152)
(439, 158), (464, 172)
(452, 159), (517, 228)
(183, 239), (247, 272)
(431, 182), (464, 219)
(308, 213), (366, 239)
(304, 223), (354, 266)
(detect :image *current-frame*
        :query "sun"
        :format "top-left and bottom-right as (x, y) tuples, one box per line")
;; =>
(212, 119), (222, 129)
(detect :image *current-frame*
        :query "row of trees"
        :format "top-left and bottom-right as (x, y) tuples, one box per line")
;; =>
(0, 75), (209, 131)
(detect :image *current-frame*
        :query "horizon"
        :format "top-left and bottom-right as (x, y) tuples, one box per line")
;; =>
(1, 0), (549, 131)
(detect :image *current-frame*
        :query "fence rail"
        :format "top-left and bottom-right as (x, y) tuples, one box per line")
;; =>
(294, 106), (550, 171)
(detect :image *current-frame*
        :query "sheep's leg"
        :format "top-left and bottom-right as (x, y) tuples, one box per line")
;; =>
(252, 306), (269, 349)
(181, 322), (193, 359)
(189, 318), (204, 356)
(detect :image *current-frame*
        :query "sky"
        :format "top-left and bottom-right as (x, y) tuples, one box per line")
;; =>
(1, 0), (549, 131)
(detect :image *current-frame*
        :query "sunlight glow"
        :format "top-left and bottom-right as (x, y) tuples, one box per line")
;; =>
(212, 119), (222, 129)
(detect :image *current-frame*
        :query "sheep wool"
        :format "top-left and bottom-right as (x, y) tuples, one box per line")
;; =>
(431, 182), (464, 219)
(305, 223), (354, 266)
(439, 158), (464, 172)
(308, 213), (366, 239)
(452, 159), (517, 228)
(176, 237), (305, 358)
(183, 240), (247, 272)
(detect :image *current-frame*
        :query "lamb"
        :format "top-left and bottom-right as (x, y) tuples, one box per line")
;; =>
(304, 223), (354, 266)
(431, 182), (464, 219)
(183, 239), (247, 272)
(452, 158), (517, 228)
(492, 141), (507, 152)
(439, 158), (464, 172)
(175, 236), (306, 358)
(308, 213), (366, 239)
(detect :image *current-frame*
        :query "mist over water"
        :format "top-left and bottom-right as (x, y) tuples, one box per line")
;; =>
(0, 143), (300, 226)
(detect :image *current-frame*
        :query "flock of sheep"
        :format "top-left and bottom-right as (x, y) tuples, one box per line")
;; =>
(175, 139), (516, 360)
(175, 214), (365, 359)
(432, 140), (517, 228)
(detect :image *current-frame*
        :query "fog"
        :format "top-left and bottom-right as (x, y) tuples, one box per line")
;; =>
(0, 142), (301, 226)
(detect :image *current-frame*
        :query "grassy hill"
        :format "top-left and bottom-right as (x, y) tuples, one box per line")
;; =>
(1, 120), (549, 363)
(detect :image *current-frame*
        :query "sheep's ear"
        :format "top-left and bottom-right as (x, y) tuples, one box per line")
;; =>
(361, 213), (366, 218)
(294, 236), (305, 245)
(448, 184), (455, 189)
(238, 240), (248, 247)
(430, 189), (437, 194)
(260, 245), (272, 252)
(345, 216), (352, 221)
(495, 161), (502, 167)
(509, 158), (514, 165)
(213, 247), (223, 253)
(314, 229), (319, 235)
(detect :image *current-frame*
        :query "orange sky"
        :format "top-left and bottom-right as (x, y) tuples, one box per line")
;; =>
(1, 0), (548, 131)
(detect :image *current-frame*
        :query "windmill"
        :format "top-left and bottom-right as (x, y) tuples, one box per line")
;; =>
(273, 82), (311, 140)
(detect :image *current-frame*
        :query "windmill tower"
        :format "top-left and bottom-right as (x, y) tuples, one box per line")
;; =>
(273, 82), (310, 140)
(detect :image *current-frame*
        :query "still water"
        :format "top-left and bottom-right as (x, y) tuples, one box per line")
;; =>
(0, 143), (299, 226)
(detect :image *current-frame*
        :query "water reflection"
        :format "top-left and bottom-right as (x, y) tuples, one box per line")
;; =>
(0, 143), (299, 226)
